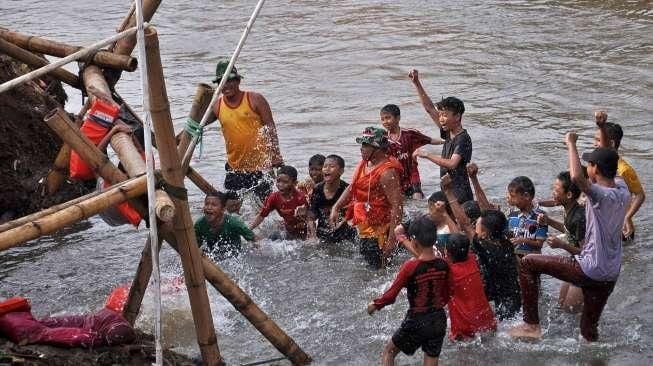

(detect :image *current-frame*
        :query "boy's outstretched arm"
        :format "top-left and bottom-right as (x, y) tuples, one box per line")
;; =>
(566, 132), (591, 193)
(546, 235), (582, 255)
(249, 215), (265, 230)
(409, 69), (442, 130)
(537, 213), (565, 233)
(467, 163), (497, 211)
(595, 111), (609, 148)
(441, 174), (475, 240)
(413, 149), (462, 170)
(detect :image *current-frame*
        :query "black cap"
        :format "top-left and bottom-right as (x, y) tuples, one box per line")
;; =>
(582, 147), (619, 178)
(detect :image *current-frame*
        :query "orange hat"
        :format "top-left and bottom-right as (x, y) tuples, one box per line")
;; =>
(105, 285), (130, 313)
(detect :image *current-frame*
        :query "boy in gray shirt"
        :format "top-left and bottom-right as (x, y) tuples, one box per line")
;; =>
(509, 132), (630, 342)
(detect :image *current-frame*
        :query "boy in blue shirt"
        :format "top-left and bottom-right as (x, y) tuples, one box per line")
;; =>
(506, 176), (548, 257)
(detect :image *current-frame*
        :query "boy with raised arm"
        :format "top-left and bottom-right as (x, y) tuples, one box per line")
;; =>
(409, 69), (473, 203)
(593, 111), (645, 240)
(537, 171), (586, 312)
(380, 104), (441, 199)
(509, 132), (630, 341)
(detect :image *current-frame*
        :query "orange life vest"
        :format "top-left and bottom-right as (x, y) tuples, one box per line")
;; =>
(69, 99), (120, 180)
(347, 158), (402, 227)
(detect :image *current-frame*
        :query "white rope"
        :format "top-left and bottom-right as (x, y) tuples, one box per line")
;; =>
(181, 0), (266, 172)
(0, 25), (144, 94)
(133, 1), (162, 365)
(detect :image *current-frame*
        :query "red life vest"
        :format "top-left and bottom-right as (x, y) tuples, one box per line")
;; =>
(69, 98), (120, 180)
(347, 158), (402, 226)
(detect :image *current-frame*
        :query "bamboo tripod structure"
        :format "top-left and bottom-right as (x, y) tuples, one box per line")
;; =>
(0, 2), (312, 365)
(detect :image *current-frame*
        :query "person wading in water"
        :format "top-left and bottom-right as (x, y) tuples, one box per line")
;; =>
(207, 60), (284, 201)
(329, 127), (403, 268)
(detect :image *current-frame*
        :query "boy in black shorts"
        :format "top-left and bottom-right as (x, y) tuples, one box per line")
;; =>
(367, 215), (450, 366)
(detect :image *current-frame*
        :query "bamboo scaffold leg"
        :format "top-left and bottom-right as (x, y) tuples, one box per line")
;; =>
(123, 235), (161, 325)
(145, 26), (222, 366)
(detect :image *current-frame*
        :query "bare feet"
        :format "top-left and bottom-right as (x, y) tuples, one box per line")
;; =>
(508, 323), (542, 340)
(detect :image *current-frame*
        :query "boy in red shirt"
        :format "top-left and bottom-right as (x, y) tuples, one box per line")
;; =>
(250, 165), (308, 240)
(381, 104), (441, 199)
(445, 233), (497, 340)
(368, 216), (450, 366)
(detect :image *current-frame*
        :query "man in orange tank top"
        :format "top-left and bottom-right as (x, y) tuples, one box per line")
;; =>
(330, 127), (404, 268)
(207, 60), (284, 201)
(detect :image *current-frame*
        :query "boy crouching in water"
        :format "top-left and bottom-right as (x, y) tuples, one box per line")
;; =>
(368, 215), (449, 366)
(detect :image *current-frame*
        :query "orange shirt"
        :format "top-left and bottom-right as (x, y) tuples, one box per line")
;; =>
(214, 92), (272, 172)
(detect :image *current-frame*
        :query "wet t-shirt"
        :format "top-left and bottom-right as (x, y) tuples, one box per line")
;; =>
(386, 128), (432, 193)
(576, 179), (630, 282)
(373, 258), (450, 316)
(309, 180), (355, 242)
(260, 189), (308, 238)
(194, 214), (255, 259)
(564, 203), (586, 248)
(440, 129), (473, 203)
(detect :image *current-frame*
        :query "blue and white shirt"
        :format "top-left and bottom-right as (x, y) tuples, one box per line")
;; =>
(508, 207), (548, 255)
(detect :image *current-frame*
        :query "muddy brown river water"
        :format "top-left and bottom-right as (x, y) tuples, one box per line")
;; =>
(2, 1), (652, 364)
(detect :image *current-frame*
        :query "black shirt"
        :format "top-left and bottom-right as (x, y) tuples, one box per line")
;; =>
(309, 180), (356, 242)
(471, 236), (521, 309)
(440, 129), (473, 203)
(564, 203), (586, 248)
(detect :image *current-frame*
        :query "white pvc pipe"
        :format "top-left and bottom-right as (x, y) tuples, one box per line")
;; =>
(0, 25), (145, 94)
(133, 1), (162, 365)
(181, 0), (266, 171)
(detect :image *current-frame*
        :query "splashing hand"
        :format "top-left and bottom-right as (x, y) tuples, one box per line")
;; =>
(367, 302), (378, 315)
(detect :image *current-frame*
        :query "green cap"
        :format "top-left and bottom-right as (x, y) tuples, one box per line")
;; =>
(213, 60), (241, 83)
(355, 126), (389, 149)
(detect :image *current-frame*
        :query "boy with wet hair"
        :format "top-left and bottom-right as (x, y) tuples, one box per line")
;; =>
(307, 154), (356, 243)
(409, 69), (473, 204)
(506, 176), (548, 257)
(250, 165), (309, 240)
(537, 171), (586, 312)
(593, 111), (645, 240)
(194, 191), (257, 260)
(298, 154), (326, 197)
(381, 103), (441, 199)
(509, 132), (630, 341)
(368, 215), (450, 366)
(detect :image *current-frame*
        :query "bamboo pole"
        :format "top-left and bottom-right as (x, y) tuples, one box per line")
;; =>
(0, 188), (103, 233)
(45, 102), (90, 195)
(177, 83), (214, 157)
(0, 176), (145, 251)
(45, 108), (128, 183)
(145, 27), (222, 365)
(112, 0), (162, 56)
(201, 258), (313, 365)
(0, 38), (80, 88)
(110, 132), (175, 222)
(123, 235), (160, 325)
(0, 25), (143, 94)
(181, 0), (266, 172)
(186, 167), (219, 195)
(0, 28), (137, 71)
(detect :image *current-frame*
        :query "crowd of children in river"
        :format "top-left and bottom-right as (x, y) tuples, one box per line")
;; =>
(191, 69), (644, 366)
